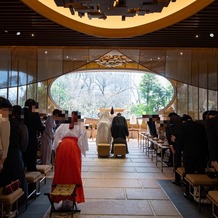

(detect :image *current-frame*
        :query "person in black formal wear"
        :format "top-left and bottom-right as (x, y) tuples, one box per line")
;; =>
(147, 116), (158, 138)
(0, 99), (28, 217)
(111, 113), (129, 154)
(180, 114), (208, 197)
(23, 99), (45, 171)
(166, 112), (182, 185)
(181, 114), (208, 174)
(205, 110), (218, 171)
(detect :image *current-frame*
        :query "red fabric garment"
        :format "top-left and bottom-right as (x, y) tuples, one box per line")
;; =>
(52, 137), (84, 203)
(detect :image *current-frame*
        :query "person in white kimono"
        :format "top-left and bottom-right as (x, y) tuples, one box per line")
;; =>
(96, 110), (112, 147)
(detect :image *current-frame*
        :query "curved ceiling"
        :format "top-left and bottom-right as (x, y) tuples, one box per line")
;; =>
(0, 0), (217, 47)
(22, 0), (212, 38)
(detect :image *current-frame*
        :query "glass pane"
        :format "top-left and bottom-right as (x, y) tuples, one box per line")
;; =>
(18, 85), (27, 107)
(8, 87), (18, 105)
(0, 70), (8, 88)
(188, 86), (199, 120)
(208, 90), (217, 111)
(9, 70), (18, 87)
(37, 81), (48, 113)
(177, 82), (188, 115)
(27, 83), (37, 101)
(0, 89), (7, 98)
(199, 88), (208, 119)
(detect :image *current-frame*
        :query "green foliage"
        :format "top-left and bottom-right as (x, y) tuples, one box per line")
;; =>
(50, 71), (173, 118)
(130, 73), (173, 116)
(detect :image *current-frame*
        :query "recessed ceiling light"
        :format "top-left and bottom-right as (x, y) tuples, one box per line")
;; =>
(4, 30), (8, 33)
(44, 51), (48, 54)
(180, 52), (183, 55)
(16, 32), (21, 35)
(195, 34), (199, 38)
(31, 33), (35, 37)
(210, 33), (214, 37)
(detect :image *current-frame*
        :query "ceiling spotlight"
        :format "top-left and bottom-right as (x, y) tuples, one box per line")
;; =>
(4, 30), (8, 33)
(210, 33), (214, 37)
(195, 34), (199, 38)
(16, 32), (21, 35)
(31, 33), (35, 37)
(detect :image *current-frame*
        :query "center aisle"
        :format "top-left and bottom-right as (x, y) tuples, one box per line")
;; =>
(72, 139), (180, 217)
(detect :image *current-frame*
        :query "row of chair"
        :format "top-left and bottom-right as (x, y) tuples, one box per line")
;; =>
(176, 167), (218, 215)
(0, 164), (52, 218)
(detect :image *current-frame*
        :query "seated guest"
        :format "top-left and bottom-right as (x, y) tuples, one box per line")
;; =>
(111, 113), (129, 154)
(52, 111), (89, 206)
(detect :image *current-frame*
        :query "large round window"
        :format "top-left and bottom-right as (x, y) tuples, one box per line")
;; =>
(50, 69), (174, 118)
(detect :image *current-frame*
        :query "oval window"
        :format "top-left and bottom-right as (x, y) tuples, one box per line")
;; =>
(50, 69), (174, 118)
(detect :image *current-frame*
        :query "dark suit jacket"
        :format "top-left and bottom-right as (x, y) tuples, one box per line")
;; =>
(23, 109), (45, 171)
(166, 114), (182, 150)
(206, 115), (218, 162)
(111, 115), (129, 139)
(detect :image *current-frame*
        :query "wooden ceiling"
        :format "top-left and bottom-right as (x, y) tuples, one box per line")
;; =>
(0, 1), (218, 48)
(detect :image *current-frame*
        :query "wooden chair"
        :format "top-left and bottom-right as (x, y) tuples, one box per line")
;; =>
(114, 144), (126, 158)
(36, 164), (52, 185)
(185, 174), (218, 211)
(97, 143), (110, 158)
(0, 187), (24, 218)
(207, 190), (218, 218)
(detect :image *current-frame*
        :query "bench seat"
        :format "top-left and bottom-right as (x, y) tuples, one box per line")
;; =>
(36, 164), (52, 184)
(207, 190), (218, 218)
(185, 174), (218, 211)
(97, 143), (110, 158)
(0, 187), (24, 218)
(25, 171), (42, 200)
(114, 144), (126, 158)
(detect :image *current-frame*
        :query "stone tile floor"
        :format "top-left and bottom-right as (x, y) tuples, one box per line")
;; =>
(44, 139), (180, 217)
(19, 139), (212, 217)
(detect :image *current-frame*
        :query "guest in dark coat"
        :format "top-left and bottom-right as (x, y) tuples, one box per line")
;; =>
(180, 114), (208, 197)
(166, 112), (182, 184)
(147, 116), (158, 138)
(23, 99), (45, 171)
(205, 110), (218, 171)
(111, 113), (129, 154)
(0, 99), (28, 202)
(180, 114), (208, 174)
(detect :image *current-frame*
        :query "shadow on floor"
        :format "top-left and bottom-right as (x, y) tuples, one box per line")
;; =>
(18, 179), (52, 218)
(158, 180), (212, 218)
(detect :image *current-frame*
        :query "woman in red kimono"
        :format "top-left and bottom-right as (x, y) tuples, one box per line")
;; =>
(52, 111), (88, 204)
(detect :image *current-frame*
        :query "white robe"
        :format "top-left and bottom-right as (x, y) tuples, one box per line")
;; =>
(96, 111), (112, 146)
(52, 123), (89, 156)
